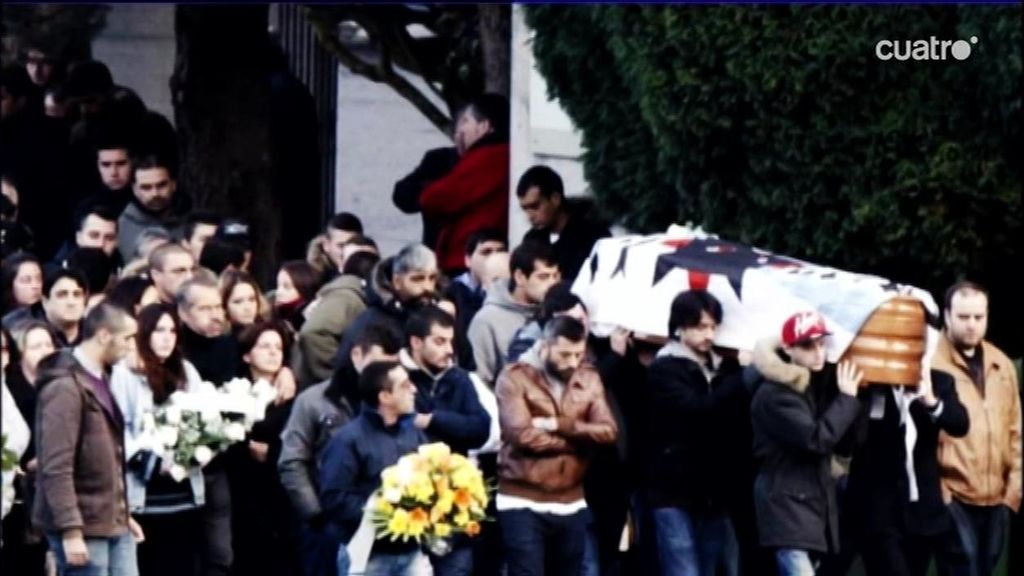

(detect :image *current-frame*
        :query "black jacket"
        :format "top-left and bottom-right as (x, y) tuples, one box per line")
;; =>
(445, 276), (484, 370)
(842, 372), (969, 539)
(749, 339), (862, 554)
(392, 146), (460, 249)
(523, 199), (609, 282)
(179, 326), (240, 385)
(645, 342), (750, 511)
(399, 350), (490, 455)
(319, 409), (425, 548)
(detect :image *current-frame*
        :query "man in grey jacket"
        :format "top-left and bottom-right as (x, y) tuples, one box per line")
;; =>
(279, 323), (401, 576)
(468, 241), (559, 387)
(117, 154), (188, 262)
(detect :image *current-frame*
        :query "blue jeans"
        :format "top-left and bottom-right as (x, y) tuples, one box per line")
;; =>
(937, 501), (1010, 576)
(581, 523), (600, 576)
(335, 544), (350, 576)
(363, 551), (417, 576)
(652, 506), (737, 576)
(47, 532), (138, 576)
(776, 548), (816, 576)
(499, 508), (589, 576)
(429, 541), (473, 576)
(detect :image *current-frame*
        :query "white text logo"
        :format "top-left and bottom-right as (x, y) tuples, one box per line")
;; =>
(876, 36), (978, 61)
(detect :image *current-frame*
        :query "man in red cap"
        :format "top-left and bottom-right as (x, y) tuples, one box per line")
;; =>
(749, 310), (864, 575)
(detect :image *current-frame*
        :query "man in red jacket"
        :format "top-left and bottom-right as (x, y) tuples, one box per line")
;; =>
(420, 94), (509, 275)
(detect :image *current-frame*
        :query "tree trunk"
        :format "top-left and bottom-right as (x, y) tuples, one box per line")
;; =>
(478, 4), (511, 97)
(171, 5), (279, 285)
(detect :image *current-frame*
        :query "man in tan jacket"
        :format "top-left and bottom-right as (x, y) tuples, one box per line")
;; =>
(934, 281), (1021, 576)
(495, 315), (618, 576)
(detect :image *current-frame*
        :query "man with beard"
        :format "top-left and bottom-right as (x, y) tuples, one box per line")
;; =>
(646, 290), (751, 575)
(495, 316), (618, 576)
(329, 243), (440, 385)
(397, 305), (491, 575)
(118, 154), (189, 262)
(933, 281), (1020, 576)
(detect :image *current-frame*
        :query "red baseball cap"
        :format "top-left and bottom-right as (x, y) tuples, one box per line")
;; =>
(781, 311), (831, 346)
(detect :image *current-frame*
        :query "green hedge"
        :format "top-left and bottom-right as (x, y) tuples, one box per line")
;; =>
(525, 5), (1022, 355)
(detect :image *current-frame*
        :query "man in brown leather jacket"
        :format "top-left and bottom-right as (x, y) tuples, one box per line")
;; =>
(495, 315), (618, 576)
(933, 280), (1021, 576)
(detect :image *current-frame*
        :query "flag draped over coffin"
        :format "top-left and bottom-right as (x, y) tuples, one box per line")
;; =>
(570, 225), (940, 363)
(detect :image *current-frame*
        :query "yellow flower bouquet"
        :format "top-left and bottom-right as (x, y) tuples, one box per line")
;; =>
(369, 442), (489, 554)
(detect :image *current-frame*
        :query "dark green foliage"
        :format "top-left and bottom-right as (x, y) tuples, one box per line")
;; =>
(526, 5), (1022, 354)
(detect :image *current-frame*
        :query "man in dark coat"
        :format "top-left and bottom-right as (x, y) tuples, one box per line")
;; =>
(833, 369), (969, 576)
(749, 311), (863, 575)
(393, 145), (460, 250)
(319, 361), (425, 575)
(517, 165), (610, 283)
(645, 290), (750, 575)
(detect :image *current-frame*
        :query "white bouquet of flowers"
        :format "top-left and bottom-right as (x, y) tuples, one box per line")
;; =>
(141, 377), (278, 482)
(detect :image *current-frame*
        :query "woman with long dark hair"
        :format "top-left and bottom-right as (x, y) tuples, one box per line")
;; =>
(230, 319), (301, 576)
(111, 303), (204, 576)
(273, 260), (319, 331)
(1, 252), (43, 316)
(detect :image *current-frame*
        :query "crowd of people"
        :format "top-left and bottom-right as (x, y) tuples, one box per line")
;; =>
(1, 48), (1021, 576)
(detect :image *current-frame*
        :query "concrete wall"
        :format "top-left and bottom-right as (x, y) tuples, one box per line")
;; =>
(334, 62), (450, 257)
(91, 4), (176, 123)
(509, 4), (587, 245)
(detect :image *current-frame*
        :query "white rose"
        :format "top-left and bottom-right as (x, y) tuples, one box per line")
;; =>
(197, 381), (218, 396)
(158, 426), (179, 448)
(383, 487), (402, 504)
(163, 405), (182, 426)
(168, 464), (188, 483)
(250, 379), (276, 403)
(200, 410), (222, 426)
(224, 422), (247, 442)
(193, 445), (214, 466)
(224, 377), (252, 397)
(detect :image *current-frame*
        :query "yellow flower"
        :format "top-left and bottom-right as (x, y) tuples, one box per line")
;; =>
(381, 466), (401, 489)
(408, 477), (435, 503)
(387, 508), (410, 538)
(407, 508), (429, 538)
(450, 464), (479, 489)
(465, 521), (481, 537)
(418, 442), (451, 467)
(433, 522), (452, 538)
(454, 510), (470, 527)
(376, 496), (394, 515)
(454, 488), (473, 510)
(448, 453), (470, 471)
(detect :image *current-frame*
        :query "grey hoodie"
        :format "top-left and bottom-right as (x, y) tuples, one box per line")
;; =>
(467, 280), (536, 387)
